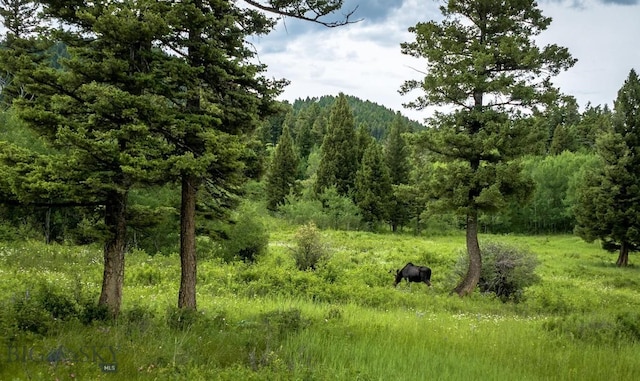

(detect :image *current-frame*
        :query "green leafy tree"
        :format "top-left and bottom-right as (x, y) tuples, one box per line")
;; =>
(315, 93), (358, 197)
(486, 152), (599, 234)
(400, 0), (575, 295)
(266, 124), (299, 211)
(354, 142), (393, 228)
(575, 69), (640, 267)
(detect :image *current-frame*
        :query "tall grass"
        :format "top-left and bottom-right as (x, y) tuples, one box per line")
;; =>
(1, 228), (640, 380)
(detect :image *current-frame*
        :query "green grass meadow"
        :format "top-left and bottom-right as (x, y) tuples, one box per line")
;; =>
(1, 226), (640, 380)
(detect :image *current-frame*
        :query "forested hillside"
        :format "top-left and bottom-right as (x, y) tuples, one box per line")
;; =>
(0, 91), (625, 242)
(292, 94), (425, 139)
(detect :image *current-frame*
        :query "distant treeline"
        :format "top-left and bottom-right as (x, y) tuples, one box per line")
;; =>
(0, 90), (619, 249)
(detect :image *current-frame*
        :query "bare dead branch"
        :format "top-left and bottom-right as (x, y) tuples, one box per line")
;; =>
(243, 0), (361, 27)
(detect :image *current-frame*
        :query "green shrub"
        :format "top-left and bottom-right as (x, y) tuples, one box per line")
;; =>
(318, 187), (362, 230)
(166, 306), (207, 330)
(544, 311), (640, 343)
(80, 302), (111, 325)
(615, 311), (640, 342)
(259, 308), (309, 338)
(279, 187), (362, 230)
(291, 222), (329, 271)
(122, 305), (157, 324)
(13, 297), (53, 335)
(218, 211), (269, 262)
(130, 264), (163, 286)
(38, 284), (79, 320)
(279, 196), (325, 226)
(453, 241), (540, 302)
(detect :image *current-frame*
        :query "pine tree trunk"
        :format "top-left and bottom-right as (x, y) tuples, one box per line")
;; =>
(454, 211), (482, 296)
(178, 173), (199, 310)
(617, 242), (629, 267)
(98, 190), (127, 318)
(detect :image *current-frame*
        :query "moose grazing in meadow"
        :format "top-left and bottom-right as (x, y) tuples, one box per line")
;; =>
(394, 263), (432, 287)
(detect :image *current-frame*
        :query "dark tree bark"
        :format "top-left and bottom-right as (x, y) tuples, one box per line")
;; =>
(617, 242), (629, 267)
(98, 190), (127, 318)
(178, 173), (199, 310)
(455, 212), (482, 296)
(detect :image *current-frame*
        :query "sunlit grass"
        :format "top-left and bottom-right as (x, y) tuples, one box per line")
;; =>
(2, 228), (640, 380)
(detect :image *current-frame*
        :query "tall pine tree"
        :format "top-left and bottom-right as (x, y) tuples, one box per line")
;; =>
(315, 93), (358, 197)
(1, 0), (173, 316)
(266, 123), (299, 211)
(355, 142), (393, 229)
(575, 69), (640, 267)
(385, 113), (411, 231)
(401, 0), (575, 295)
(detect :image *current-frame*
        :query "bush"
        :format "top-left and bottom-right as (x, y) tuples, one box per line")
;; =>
(38, 283), (79, 320)
(80, 302), (111, 325)
(166, 306), (206, 330)
(453, 241), (540, 302)
(218, 211), (269, 262)
(279, 187), (362, 230)
(291, 223), (329, 271)
(13, 297), (53, 335)
(543, 311), (640, 343)
(259, 308), (308, 338)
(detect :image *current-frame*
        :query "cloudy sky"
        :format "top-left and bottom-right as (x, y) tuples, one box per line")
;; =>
(248, 0), (640, 122)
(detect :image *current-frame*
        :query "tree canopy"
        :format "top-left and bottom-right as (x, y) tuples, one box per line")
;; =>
(314, 93), (358, 197)
(400, 0), (575, 295)
(575, 69), (640, 267)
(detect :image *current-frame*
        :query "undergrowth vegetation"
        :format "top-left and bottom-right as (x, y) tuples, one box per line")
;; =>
(1, 223), (640, 380)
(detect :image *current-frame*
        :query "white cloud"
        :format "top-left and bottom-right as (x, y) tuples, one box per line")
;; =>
(541, 0), (640, 108)
(256, 0), (640, 122)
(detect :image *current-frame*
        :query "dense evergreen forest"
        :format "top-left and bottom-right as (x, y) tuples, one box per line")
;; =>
(0, 89), (623, 240)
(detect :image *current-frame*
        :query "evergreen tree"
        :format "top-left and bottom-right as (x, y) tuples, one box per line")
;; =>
(314, 93), (358, 197)
(294, 102), (321, 159)
(311, 110), (328, 144)
(541, 95), (581, 153)
(385, 113), (412, 231)
(355, 122), (373, 165)
(0, 0), (173, 316)
(163, 0), (357, 310)
(0, 0), (38, 39)
(1, 0), (355, 313)
(354, 142), (393, 228)
(575, 103), (613, 152)
(549, 124), (578, 155)
(386, 113), (411, 185)
(257, 102), (291, 146)
(400, 0), (575, 296)
(575, 69), (640, 267)
(0, 0), (42, 106)
(266, 124), (299, 211)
